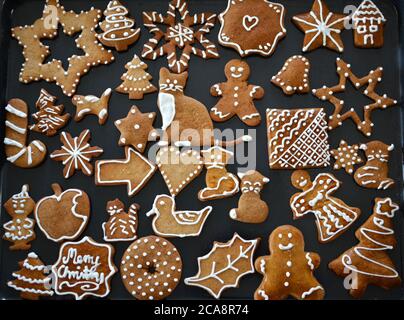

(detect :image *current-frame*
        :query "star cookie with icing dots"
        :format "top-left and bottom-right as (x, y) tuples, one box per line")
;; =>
(141, 0), (219, 73)
(11, 0), (114, 96)
(312, 58), (398, 137)
(330, 140), (363, 175)
(114, 106), (157, 153)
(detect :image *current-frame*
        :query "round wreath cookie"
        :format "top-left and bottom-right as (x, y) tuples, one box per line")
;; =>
(120, 236), (182, 300)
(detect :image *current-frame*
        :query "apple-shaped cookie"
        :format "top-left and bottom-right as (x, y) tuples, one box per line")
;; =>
(35, 184), (90, 242)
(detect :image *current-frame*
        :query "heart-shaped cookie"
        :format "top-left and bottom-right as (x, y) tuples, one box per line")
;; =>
(242, 15), (259, 32)
(156, 146), (203, 197)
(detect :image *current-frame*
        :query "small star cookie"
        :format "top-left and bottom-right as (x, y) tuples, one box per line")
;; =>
(330, 140), (363, 175)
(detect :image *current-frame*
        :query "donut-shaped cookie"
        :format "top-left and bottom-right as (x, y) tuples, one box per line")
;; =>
(120, 236), (182, 300)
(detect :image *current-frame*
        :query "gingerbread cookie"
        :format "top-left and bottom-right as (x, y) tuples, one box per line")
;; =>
(210, 59), (264, 126)
(156, 146), (203, 197)
(266, 108), (330, 169)
(229, 171), (269, 224)
(312, 58), (397, 137)
(331, 140), (363, 175)
(218, 0), (286, 57)
(50, 130), (103, 179)
(4, 99), (47, 168)
(116, 55), (157, 99)
(11, 0), (114, 96)
(329, 198), (401, 298)
(142, 0), (219, 73)
(115, 106), (157, 153)
(72, 88), (112, 125)
(102, 199), (138, 242)
(255, 225), (325, 300)
(30, 89), (70, 136)
(3, 185), (36, 251)
(198, 146), (239, 201)
(98, 0), (140, 52)
(290, 170), (361, 243)
(52, 236), (117, 299)
(185, 233), (259, 299)
(8, 252), (53, 300)
(354, 141), (395, 190)
(95, 147), (156, 197)
(271, 55), (310, 95)
(35, 184), (90, 242)
(293, 0), (347, 53)
(352, 0), (386, 49)
(121, 236), (182, 300)
(147, 195), (212, 238)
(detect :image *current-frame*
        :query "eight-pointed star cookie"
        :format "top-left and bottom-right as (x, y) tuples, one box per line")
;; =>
(292, 0), (347, 53)
(330, 140), (363, 175)
(11, 0), (114, 96)
(114, 106), (157, 153)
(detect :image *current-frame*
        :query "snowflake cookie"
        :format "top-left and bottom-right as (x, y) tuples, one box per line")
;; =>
(330, 140), (363, 175)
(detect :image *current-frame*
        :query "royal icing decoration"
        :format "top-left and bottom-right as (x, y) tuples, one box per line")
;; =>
(95, 147), (156, 197)
(98, 0), (140, 51)
(330, 140), (363, 175)
(2, 185), (36, 251)
(146, 194), (212, 237)
(329, 198), (401, 298)
(120, 236), (182, 300)
(292, 0), (347, 52)
(185, 233), (258, 299)
(4, 99), (47, 168)
(290, 170), (361, 243)
(50, 130), (103, 179)
(72, 88), (112, 125)
(102, 199), (138, 242)
(30, 89), (70, 136)
(218, 0), (286, 57)
(266, 108), (330, 170)
(142, 0), (219, 73)
(312, 58), (397, 137)
(52, 236), (117, 300)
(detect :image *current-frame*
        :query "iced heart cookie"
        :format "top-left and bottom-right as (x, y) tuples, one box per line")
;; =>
(254, 225), (325, 300)
(72, 88), (112, 125)
(52, 236), (117, 299)
(218, 0), (286, 57)
(35, 184), (90, 242)
(120, 236), (182, 300)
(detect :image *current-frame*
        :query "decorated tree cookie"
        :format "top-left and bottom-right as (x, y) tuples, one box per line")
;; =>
(329, 198), (401, 298)
(98, 0), (140, 52)
(3, 185), (36, 251)
(116, 55), (157, 100)
(8, 252), (53, 300)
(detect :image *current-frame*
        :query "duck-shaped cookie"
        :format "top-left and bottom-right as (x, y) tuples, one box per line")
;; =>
(146, 195), (212, 238)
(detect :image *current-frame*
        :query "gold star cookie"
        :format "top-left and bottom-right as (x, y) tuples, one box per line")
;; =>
(330, 140), (363, 175)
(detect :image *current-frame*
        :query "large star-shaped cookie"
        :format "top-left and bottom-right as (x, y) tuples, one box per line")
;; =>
(11, 0), (114, 96)
(114, 106), (156, 153)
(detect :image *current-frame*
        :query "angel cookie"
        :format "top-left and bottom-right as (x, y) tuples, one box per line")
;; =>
(255, 225), (325, 300)
(210, 59), (264, 126)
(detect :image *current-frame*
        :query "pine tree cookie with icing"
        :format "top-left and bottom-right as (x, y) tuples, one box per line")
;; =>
(271, 55), (310, 95)
(8, 252), (53, 300)
(266, 108), (330, 170)
(72, 88), (112, 125)
(290, 170), (361, 243)
(210, 59), (264, 126)
(4, 99), (47, 168)
(330, 140), (363, 175)
(98, 0), (140, 52)
(185, 233), (259, 299)
(116, 55), (157, 100)
(141, 0), (219, 73)
(292, 0), (347, 53)
(120, 236), (182, 300)
(254, 225), (325, 300)
(3, 185), (36, 251)
(50, 130), (103, 179)
(218, 0), (286, 57)
(312, 58), (397, 137)
(52, 236), (117, 299)
(11, 0), (114, 96)
(329, 198), (401, 298)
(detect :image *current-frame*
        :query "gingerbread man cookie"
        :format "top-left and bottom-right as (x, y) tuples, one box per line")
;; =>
(254, 225), (325, 300)
(72, 88), (112, 125)
(210, 59), (264, 126)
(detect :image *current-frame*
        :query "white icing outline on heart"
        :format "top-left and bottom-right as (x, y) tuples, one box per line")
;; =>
(242, 15), (259, 32)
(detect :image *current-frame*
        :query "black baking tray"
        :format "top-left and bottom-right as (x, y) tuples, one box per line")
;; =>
(0, 0), (403, 300)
